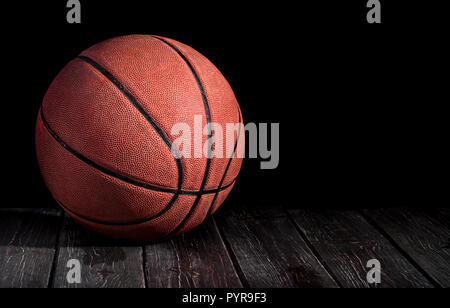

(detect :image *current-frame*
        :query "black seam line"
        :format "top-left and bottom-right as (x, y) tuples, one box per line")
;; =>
(77, 55), (185, 193)
(39, 109), (235, 196)
(152, 36), (213, 237)
(207, 111), (242, 216)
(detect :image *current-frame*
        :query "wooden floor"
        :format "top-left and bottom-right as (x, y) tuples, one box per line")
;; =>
(0, 205), (449, 288)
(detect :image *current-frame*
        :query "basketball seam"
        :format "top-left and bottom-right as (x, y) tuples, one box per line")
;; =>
(39, 108), (236, 196)
(54, 182), (232, 227)
(206, 111), (242, 216)
(55, 198), (179, 226)
(152, 36), (213, 237)
(77, 55), (184, 193)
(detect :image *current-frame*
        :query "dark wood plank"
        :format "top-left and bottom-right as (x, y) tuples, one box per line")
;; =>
(145, 217), (242, 288)
(215, 205), (338, 288)
(289, 209), (433, 288)
(437, 208), (450, 230)
(438, 209), (450, 250)
(364, 208), (450, 287)
(52, 216), (145, 288)
(0, 208), (62, 288)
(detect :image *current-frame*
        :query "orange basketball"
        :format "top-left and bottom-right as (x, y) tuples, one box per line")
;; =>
(35, 35), (244, 242)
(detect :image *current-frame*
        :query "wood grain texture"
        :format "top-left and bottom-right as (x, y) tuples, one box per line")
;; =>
(0, 208), (62, 288)
(363, 208), (450, 287)
(52, 216), (145, 288)
(215, 205), (338, 288)
(289, 209), (433, 288)
(437, 208), (450, 230)
(145, 217), (242, 288)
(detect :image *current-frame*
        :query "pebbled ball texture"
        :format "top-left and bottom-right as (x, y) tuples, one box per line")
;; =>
(36, 35), (244, 242)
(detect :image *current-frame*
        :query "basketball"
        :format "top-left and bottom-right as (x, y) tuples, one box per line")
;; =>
(35, 35), (244, 242)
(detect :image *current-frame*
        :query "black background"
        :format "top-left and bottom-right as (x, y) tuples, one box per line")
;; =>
(1, 1), (447, 209)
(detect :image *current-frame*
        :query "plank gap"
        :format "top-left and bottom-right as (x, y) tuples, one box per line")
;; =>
(52, 215), (145, 288)
(213, 216), (250, 288)
(142, 245), (148, 288)
(359, 209), (442, 288)
(47, 212), (65, 288)
(289, 209), (433, 288)
(144, 217), (242, 288)
(285, 209), (343, 288)
(215, 206), (338, 288)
